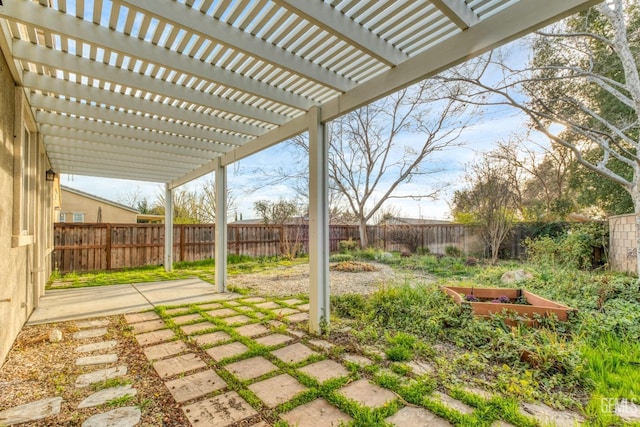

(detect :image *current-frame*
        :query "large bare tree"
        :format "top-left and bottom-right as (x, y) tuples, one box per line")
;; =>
(440, 0), (640, 272)
(258, 79), (475, 248)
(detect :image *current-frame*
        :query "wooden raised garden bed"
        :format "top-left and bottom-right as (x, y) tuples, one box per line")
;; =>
(441, 286), (574, 322)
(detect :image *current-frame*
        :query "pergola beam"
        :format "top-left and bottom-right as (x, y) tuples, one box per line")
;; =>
(50, 163), (173, 182)
(0, 0), (312, 110)
(274, 0), (408, 66)
(121, 0), (352, 92)
(13, 41), (288, 126)
(23, 73), (268, 137)
(431, 0), (479, 29)
(30, 94), (248, 147)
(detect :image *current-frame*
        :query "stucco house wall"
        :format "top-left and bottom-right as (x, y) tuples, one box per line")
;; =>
(0, 49), (54, 366)
(58, 186), (138, 223)
(609, 214), (637, 274)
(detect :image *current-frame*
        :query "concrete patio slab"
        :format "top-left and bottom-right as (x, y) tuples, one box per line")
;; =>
(165, 370), (227, 403)
(164, 307), (190, 315)
(193, 331), (231, 346)
(225, 356), (278, 381)
(248, 373), (307, 408)
(125, 312), (160, 324)
(182, 391), (257, 427)
(206, 342), (249, 361)
(433, 391), (474, 415)
(271, 343), (317, 364)
(143, 340), (189, 361)
(171, 313), (203, 325)
(342, 353), (373, 366)
(255, 301), (281, 310)
(220, 314), (252, 326)
(235, 323), (270, 338)
(520, 402), (585, 427)
(280, 398), (352, 427)
(286, 312), (310, 323)
(28, 279), (239, 325)
(206, 308), (237, 318)
(337, 379), (397, 408)
(180, 321), (216, 335)
(280, 298), (304, 306)
(153, 353), (206, 379)
(386, 406), (452, 426)
(297, 360), (349, 383)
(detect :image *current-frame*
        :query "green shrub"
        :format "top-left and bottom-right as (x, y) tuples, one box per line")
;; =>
(386, 345), (413, 361)
(329, 253), (354, 263)
(338, 238), (359, 254)
(445, 245), (463, 258)
(357, 247), (381, 260)
(331, 294), (368, 319)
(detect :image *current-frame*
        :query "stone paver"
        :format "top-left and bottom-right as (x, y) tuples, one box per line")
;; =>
(280, 298), (303, 306)
(241, 297), (266, 303)
(134, 329), (175, 346)
(76, 366), (128, 388)
(0, 397), (62, 425)
(492, 421), (517, 427)
(206, 308), (237, 318)
(280, 398), (352, 427)
(78, 385), (137, 408)
(226, 300), (240, 306)
(254, 334), (293, 347)
(248, 373), (307, 408)
(81, 406), (141, 427)
(337, 379), (397, 408)
(520, 402), (584, 427)
(164, 307), (190, 315)
(153, 353), (207, 378)
(130, 319), (166, 334)
(197, 302), (222, 310)
(342, 353), (373, 366)
(308, 339), (334, 351)
(433, 391), (474, 415)
(182, 391), (257, 427)
(255, 301), (281, 310)
(220, 314), (251, 326)
(234, 305), (253, 312)
(180, 321), (216, 335)
(77, 319), (110, 329)
(386, 406), (453, 426)
(464, 386), (493, 400)
(297, 303), (310, 311)
(194, 331), (231, 346)
(235, 323), (270, 338)
(286, 312), (309, 323)
(206, 342), (249, 361)
(271, 343), (317, 364)
(124, 311), (159, 323)
(225, 356), (278, 381)
(76, 353), (118, 366)
(143, 340), (189, 361)
(274, 307), (299, 316)
(171, 313), (203, 325)
(250, 422), (270, 427)
(298, 360), (349, 383)
(407, 360), (435, 375)
(165, 369), (227, 403)
(286, 328), (306, 338)
(73, 328), (108, 340)
(75, 340), (118, 353)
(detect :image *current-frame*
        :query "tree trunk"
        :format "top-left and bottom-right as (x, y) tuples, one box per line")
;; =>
(359, 219), (369, 249)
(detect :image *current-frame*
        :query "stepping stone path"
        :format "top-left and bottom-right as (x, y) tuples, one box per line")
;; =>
(75, 365), (128, 388)
(249, 373), (307, 408)
(337, 379), (397, 408)
(78, 385), (137, 408)
(386, 406), (452, 426)
(82, 406), (141, 427)
(280, 398), (352, 427)
(76, 353), (118, 366)
(73, 328), (108, 340)
(0, 397), (62, 425)
(520, 402), (585, 426)
(433, 391), (474, 415)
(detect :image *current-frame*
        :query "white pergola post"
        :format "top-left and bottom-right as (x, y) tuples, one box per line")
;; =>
(164, 183), (174, 272)
(308, 106), (330, 333)
(215, 160), (228, 293)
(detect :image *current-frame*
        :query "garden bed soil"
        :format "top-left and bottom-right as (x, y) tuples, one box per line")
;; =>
(441, 286), (575, 322)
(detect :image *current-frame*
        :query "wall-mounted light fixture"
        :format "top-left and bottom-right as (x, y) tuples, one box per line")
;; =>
(45, 169), (56, 182)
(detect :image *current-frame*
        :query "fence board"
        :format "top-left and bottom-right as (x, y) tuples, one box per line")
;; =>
(53, 222), (537, 273)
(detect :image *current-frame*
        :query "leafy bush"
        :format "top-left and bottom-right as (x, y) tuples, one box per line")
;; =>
(329, 261), (378, 273)
(357, 247), (381, 260)
(386, 345), (413, 361)
(338, 238), (359, 254)
(445, 245), (464, 258)
(331, 294), (368, 319)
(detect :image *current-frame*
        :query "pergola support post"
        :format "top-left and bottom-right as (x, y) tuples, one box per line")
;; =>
(215, 160), (228, 293)
(164, 183), (174, 272)
(308, 106), (329, 333)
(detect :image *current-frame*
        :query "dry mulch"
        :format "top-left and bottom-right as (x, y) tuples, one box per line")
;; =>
(0, 318), (188, 426)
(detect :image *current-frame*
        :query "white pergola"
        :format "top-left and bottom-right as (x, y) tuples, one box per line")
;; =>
(0, 0), (598, 332)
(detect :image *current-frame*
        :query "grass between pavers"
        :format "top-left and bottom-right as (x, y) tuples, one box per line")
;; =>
(145, 296), (534, 426)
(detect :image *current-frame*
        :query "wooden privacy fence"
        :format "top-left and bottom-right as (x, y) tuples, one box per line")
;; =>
(53, 223), (474, 273)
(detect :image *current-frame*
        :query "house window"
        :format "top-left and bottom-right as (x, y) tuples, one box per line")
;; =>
(59, 212), (66, 222)
(72, 213), (85, 223)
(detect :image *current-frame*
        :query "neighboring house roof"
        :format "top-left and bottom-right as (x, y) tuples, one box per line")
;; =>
(380, 217), (452, 225)
(61, 186), (138, 213)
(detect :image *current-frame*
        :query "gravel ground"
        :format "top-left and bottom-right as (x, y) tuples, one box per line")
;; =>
(227, 261), (401, 296)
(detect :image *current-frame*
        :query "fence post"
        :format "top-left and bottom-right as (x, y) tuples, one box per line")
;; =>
(179, 224), (185, 262)
(106, 224), (112, 270)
